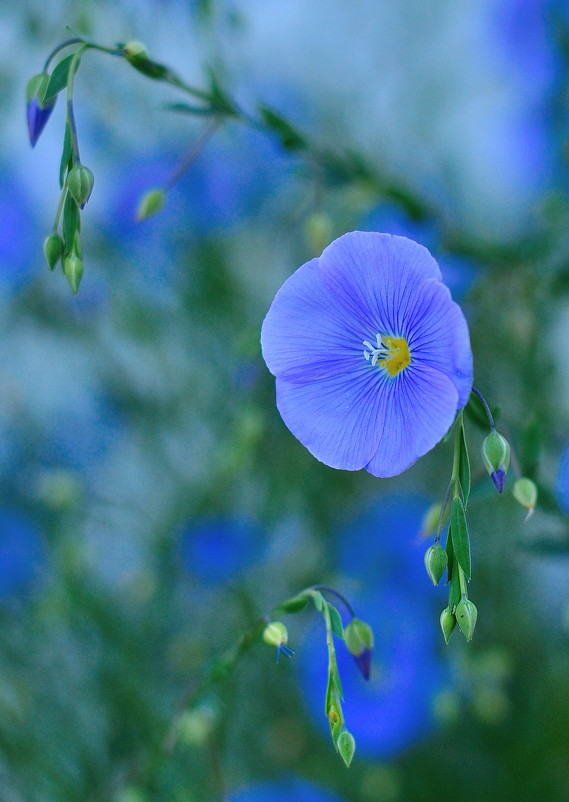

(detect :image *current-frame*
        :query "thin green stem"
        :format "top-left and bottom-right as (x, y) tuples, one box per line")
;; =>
(435, 480), (453, 541)
(65, 45), (88, 165)
(458, 564), (468, 598)
(451, 411), (464, 489)
(165, 118), (222, 190)
(53, 185), (68, 231)
(472, 386), (496, 432)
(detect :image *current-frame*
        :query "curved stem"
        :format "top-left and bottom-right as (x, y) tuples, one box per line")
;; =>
(311, 585), (356, 618)
(43, 38), (83, 72)
(471, 386), (496, 432)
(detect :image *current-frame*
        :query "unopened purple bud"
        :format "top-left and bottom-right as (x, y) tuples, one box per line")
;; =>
(352, 647), (372, 681)
(491, 469), (506, 494)
(27, 97), (55, 148)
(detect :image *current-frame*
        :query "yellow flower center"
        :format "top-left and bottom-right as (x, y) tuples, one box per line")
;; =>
(363, 334), (411, 377)
(379, 336), (411, 377)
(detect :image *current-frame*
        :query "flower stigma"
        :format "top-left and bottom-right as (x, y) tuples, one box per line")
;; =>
(363, 334), (411, 377)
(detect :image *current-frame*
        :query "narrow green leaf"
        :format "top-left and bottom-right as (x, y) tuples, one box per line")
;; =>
(450, 496), (471, 580)
(62, 192), (80, 252)
(164, 102), (216, 116)
(43, 54), (77, 105)
(59, 122), (73, 188)
(258, 104), (306, 151)
(275, 592), (309, 614)
(328, 604), (345, 640)
(458, 423), (471, 508)
(449, 557), (462, 608)
(445, 526), (454, 584)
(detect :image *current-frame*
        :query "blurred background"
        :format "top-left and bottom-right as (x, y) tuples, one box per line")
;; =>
(3, 0), (569, 799)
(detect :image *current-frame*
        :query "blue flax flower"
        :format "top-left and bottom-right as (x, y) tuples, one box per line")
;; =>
(261, 232), (473, 477)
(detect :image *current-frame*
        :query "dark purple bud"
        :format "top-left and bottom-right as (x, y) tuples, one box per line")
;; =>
(27, 97), (55, 148)
(352, 647), (372, 680)
(491, 468), (506, 494)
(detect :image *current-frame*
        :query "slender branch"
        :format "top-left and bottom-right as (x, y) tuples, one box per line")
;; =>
(472, 386), (496, 432)
(43, 38), (83, 71)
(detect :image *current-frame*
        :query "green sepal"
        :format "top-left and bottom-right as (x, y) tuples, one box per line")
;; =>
(458, 422), (471, 508)
(337, 729), (356, 768)
(42, 54), (77, 105)
(62, 192), (80, 252)
(60, 123), (73, 188)
(43, 232), (64, 270)
(275, 592), (309, 614)
(26, 73), (50, 105)
(344, 618), (374, 655)
(450, 496), (471, 580)
(63, 252), (83, 294)
(258, 104), (307, 151)
(327, 604), (344, 640)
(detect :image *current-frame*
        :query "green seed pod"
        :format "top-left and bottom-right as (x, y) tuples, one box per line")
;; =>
(262, 621), (288, 647)
(513, 477), (538, 519)
(136, 188), (166, 221)
(67, 164), (95, 208)
(63, 252), (84, 295)
(43, 232), (64, 271)
(440, 607), (456, 644)
(455, 598), (478, 642)
(424, 543), (448, 586)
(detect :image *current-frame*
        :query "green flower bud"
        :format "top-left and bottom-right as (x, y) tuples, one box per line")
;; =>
(337, 729), (356, 768)
(481, 431), (510, 493)
(262, 621), (288, 647)
(344, 617), (374, 680)
(305, 211), (332, 255)
(136, 188), (166, 221)
(63, 252), (84, 295)
(420, 501), (442, 536)
(43, 232), (64, 271)
(455, 598), (478, 641)
(424, 543), (448, 586)
(67, 164), (95, 209)
(513, 477), (538, 520)
(440, 607), (456, 644)
(122, 40), (149, 60)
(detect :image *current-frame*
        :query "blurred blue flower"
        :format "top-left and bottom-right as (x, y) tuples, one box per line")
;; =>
(362, 204), (476, 300)
(230, 777), (344, 802)
(556, 443), (569, 514)
(262, 231), (473, 477)
(178, 517), (261, 584)
(301, 495), (447, 759)
(0, 509), (45, 599)
(0, 171), (39, 290)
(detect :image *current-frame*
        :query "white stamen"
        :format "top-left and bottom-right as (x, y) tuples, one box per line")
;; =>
(362, 333), (389, 366)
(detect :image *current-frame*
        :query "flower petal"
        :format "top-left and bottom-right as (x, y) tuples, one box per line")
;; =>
(402, 279), (473, 407)
(365, 364), (458, 477)
(261, 258), (365, 383)
(318, 231), (442, 333)
(275, 368), (385, 470)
